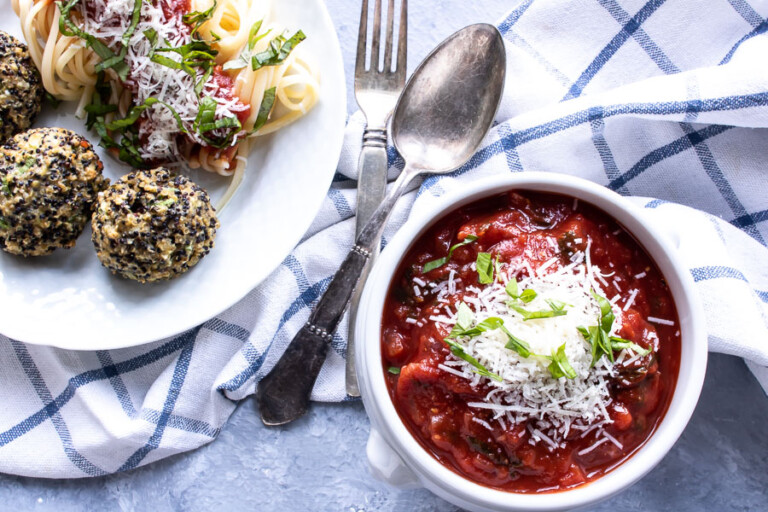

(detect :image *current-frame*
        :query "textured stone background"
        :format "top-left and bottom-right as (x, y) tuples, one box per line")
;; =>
(1, 1), (767, 510)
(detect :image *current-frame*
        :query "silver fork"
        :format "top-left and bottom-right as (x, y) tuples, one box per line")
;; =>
(346, 0), (407, 396)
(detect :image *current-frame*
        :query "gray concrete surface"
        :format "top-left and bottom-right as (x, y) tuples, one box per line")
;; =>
(1, 1), (766, 510)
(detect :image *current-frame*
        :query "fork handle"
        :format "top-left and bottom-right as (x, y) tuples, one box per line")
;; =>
(346, 127), (389, 396)
(257, 245), (369, 425)
(256, 167), (416, 425)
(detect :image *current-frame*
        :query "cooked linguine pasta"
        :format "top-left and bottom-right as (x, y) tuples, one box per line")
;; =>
(12, 0), (319, 206)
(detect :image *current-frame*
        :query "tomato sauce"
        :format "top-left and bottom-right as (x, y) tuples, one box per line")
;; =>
(381, 191), (681, 493)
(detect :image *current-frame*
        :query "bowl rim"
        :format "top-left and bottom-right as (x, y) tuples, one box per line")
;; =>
(355, 172), (707, 511)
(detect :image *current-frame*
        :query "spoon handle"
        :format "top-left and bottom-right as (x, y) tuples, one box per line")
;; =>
(256, 168), (416, 425)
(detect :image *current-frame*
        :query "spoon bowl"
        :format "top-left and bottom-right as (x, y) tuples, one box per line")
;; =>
(393, 24), (506, 172)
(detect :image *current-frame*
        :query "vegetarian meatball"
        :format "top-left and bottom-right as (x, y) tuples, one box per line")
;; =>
(0, 31), (44, 143)
(0, 127), (107, 256)
(91, 168), (219, 283)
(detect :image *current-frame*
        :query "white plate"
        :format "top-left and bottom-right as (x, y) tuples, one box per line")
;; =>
(0, 0), (346, 350)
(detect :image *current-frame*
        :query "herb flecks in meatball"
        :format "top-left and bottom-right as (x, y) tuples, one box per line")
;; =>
(0, 31), (44, 143)
(91, 167), (219, 283)
(0, 127), (107, 256)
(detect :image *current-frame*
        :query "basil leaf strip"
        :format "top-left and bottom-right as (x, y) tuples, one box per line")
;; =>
(591, 289), (615, 332)
(460, 317), (504, 338)
(455, 302), (474, 331)
(443, 338), (502, 382)
(387, 367), (401, 375)
(505, 278), (519, 298)
(509, 303), (567, 321)
(57, 0), (131, 81)
(251, 30), (306, 70)
(547, 343), (577, 379)
(500, 325), (531, 358)
(106, 97), (187, 134)
(0, 216), (9, 230)
(505, 278), (537, 303)
(248, 20), (271, 50)
(193, 97), (242, 148)
(144, 28), (158, 47)
(250, 87), (276, 133)
(422, 234), (478, 273)
(447, 312), (502, 339)
(476, 252), (494, 284)
(123, 0), (143, 48)
(183, 0), (217, 36)
(152, 41), (218, 77)
(609, 336), (651, 356)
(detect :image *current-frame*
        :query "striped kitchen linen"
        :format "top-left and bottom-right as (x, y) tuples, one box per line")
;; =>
(1, 0), (767, 477)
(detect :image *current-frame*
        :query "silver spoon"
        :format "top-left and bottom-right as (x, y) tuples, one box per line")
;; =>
(256, 23), (507, 425)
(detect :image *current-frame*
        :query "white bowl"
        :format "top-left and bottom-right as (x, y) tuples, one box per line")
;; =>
(355, 172), (707, 512)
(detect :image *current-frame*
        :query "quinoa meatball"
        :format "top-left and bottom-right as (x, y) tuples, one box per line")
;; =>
(0, 31), (44, 142)
(0, 127), (107, 256)
(91, 168), (219, 283)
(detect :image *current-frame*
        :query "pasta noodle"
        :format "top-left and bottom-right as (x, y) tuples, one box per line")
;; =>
(12, 0), (319, 199)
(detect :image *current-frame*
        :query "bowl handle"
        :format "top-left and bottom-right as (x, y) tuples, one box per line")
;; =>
(366, 428), (421, 489)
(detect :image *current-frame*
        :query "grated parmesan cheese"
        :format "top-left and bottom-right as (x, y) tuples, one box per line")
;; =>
(647, 316), (675, 326)
(76, 0), (248, 164)
(436, 248), (629, 450)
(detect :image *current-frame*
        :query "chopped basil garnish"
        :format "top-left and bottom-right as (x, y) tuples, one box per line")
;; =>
(251, 30), (306, 71)
(152, 41), (218, 77)
(500, 325), (531, 358)
(446, 306), (502, 339)
(577, 290), (651, 367)
(446, 303), (531, 360)
(56, 0), (131, 81)
(123, 0), (143, 48)
(509, 301), (568, 321)
(422, 234), (478, 273)
(85, 103), (118, 117)
(505, 278), (537, 303)
(476, 252), (494, 284)
(143, 28), (158, 47)
(443, 338), (502, 382)
(387, 367), (401, 375)
(578, 325), (612, 366)
(547, 343), (577, 379)
(1, 178), (10, 196)
(443, 303), (501, 380)
(609, 336), (652, 356)
(182, 0), (218, 36)
(107, 98), (187, 134)
(457, 317), (504, 338)
(84, 74), (189, 168)
(250, 87), (276, 133)
(591, 289), (615, 332)
(455, 302), (474, 329)
(545, 299), (568, 313)
(193, 97), (243, 148)
(0, 216), (8, 230)
(223, 20), (273, 71)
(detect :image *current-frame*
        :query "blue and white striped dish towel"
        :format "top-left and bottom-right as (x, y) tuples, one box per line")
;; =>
(1, 0), (767, 478)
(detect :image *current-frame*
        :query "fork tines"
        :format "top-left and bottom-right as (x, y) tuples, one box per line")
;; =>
(356, 0), (407, 79)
